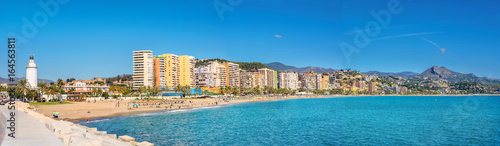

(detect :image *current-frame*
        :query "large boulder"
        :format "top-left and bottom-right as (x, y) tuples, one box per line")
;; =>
(118, 135), (135, 142)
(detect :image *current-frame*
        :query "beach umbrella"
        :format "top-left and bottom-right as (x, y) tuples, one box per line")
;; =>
(53, 112), (60, 115)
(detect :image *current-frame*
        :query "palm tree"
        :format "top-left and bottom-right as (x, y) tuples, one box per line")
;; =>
(231, 87), (239, 96)
(17, 79), (30, 102)
(56, 79), (64, 89)
(46, 85), (60, 102)
(174, 85), (182, 93)
(97, 88), (103, 97)
(28, 89), (38, 101)
(195, 87), (200, 95)
(252, 86), (261, 95)
(180, 85), (190, 98)
(151, 87), (159, 96)
(137, 86), (146, 99)
(37, 82), (48, 102)
(91, 88), (97, 97)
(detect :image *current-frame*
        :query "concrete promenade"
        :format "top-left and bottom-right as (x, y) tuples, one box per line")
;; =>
(0, 105), (64, 146)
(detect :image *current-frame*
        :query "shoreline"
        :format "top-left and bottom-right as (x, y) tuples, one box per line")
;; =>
(32, 94), (499, 123)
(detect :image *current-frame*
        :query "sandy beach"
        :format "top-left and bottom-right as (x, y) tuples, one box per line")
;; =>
(31, 95), (333, 122)
(31, 94), (495, 122)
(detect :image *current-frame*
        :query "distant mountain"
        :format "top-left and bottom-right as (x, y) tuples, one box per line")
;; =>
(265, 62), (337, 73)
(416, 66), (500, 84)
(364, 71), (419, 79)
(0, 77), (54, 84)
(264, 62), (297, 71)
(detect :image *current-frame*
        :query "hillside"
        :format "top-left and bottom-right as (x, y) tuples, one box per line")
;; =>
(265, 62), (297, 71)
(415, 66), (500, 84)
(364, 71), (419, 79)
(264, 62), (337, 73)
(196, 59), (271, 72)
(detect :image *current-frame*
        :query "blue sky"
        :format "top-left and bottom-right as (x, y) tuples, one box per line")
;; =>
(1, 0), (499, 81)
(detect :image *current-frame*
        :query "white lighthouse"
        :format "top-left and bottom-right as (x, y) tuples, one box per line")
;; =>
(26, 55), (38, 89)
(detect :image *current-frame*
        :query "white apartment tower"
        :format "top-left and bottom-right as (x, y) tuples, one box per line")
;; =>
(133, 50), (154, 90)
(279, 72), (299, 90)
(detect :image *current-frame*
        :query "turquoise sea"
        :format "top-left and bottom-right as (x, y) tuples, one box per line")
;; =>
(79, 96), (500, 145)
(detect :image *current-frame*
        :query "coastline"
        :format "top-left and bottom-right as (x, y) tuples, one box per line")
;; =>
(31, 94), (499, 123)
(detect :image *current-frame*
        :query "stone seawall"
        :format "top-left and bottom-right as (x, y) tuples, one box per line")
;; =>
(16, 102), (154, 146)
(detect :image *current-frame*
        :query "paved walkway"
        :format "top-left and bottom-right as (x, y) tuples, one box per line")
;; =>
(0, 105), (63, 146)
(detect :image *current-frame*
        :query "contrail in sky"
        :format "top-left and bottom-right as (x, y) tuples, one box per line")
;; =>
(419, 36), (441, 49)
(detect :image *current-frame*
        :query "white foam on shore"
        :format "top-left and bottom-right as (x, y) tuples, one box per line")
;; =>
(121, 105), (226, 119)
(87, 118), (110, 123)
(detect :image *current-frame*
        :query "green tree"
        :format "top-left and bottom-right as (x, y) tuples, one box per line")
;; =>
(97, 88), (103, 97)
(57, 79), (64, 89)
(37, 82), (49, 102)
(17, 79), (30, 102)
(138, 86), (146, 99)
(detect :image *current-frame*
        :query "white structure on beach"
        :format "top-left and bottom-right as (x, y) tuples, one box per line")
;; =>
(26, 54), (38, 89)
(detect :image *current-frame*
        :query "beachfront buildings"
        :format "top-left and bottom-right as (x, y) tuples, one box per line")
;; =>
(133, 51), (196, 90)
(153, 57), (165, 88)
(321, 74), (330, 90)
(249, 72), (265, 88)
(158, 54), (179, 90)
(258, 68), (278, 89)
(279, 72), (299, 90)
(63, 81), (110, 95)
(354, 81), (365, 90)
(133, 50), (154, 90)
(300, 71), (322, 90)
(194, 64), (219, 87)
(179, 55), (196, 87)
(223, 62), (241, 87)
(368, 82), (377, 92)
(195, 61), (241, 88)
(156, 54), (195, 89)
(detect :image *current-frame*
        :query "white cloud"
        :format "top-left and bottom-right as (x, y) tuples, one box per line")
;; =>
(440, 48), (446, 53)
(274, 34), (282, 38)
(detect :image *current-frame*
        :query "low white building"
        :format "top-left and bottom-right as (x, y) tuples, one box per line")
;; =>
(63, 82), (109, 95)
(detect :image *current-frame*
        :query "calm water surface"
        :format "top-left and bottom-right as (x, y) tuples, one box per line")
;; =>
(79, 96), (500, 145)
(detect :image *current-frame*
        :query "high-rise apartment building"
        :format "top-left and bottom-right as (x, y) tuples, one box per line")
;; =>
(133, 50), (154, 90)
(321, 75), (330, 90)
(194, 66), (218, 87)
(258, 68), (277, 88)
(222, 62), (240, 87)
(153, 57), (165, 88)
(158, 54), (179, 90)
(249, 72), (265, 88)
(179, 55), (195, 87)
(355, 81), (365, 90)
(240, 70), (251, 88)
(279, 72), (299, 90)
(368, 82), (377, 92)
(301, 71), (319, 90)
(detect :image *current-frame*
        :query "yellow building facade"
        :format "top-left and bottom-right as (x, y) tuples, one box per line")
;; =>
(158, 54), (179, 90)
(321, 75), (330, 90)
(179, 55), (195, 87)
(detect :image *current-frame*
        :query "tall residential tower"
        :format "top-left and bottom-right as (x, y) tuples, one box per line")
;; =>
(133, 50), (154, 90)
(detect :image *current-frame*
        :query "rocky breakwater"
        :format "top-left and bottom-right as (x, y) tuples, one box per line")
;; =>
(16, 102), (154, 146)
